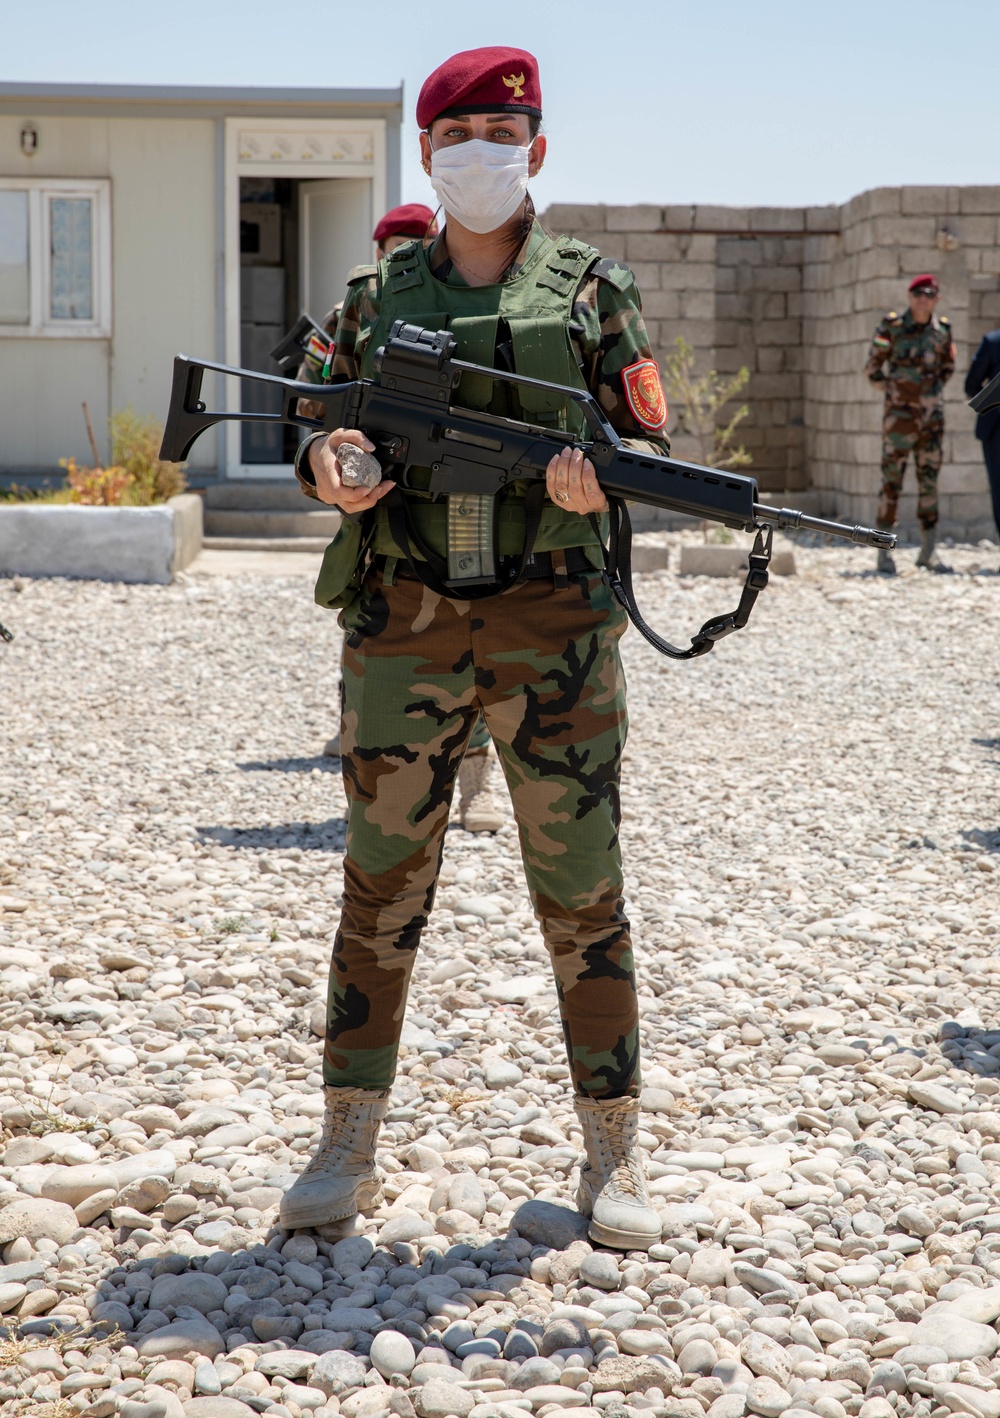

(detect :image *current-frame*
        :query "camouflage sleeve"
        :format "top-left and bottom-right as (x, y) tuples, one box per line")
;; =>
(865, 319), (892, 383)
(294, 282), (379, 500)
(295, 305), (344, 422)
(572, 263), (671, 457)
(939, 323), (956, 386)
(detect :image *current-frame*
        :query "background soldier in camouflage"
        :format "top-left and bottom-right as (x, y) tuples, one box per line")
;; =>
(866, 273), (955, 573)
(297, 205), (507, 832)
(280, 45), (669, 1251)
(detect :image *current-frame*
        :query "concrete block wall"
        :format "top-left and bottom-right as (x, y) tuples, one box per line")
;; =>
(543, 188), (1000, 539)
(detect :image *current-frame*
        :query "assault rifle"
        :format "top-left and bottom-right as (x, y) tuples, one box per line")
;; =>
(160, 322), (894, 660)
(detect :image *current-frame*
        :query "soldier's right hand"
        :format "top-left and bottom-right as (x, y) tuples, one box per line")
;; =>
(307, 430), (395, 513)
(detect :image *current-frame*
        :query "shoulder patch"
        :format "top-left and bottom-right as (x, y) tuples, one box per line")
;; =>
(346, 263), (377, 286)
(886, 311), (899, 321)
(592, 257), (636, 293)
(939, 315), (951, 327)
(622, 359), (668, 432)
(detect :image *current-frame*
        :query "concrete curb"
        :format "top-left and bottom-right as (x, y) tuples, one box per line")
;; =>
(679, 544), (796, 577)
(0, 493), (203, 584)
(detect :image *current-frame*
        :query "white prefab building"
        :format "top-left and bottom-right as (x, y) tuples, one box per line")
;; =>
(0, 81), (402, 484)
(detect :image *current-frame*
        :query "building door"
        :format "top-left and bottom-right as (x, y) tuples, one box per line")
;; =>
(300, 178), (372, 323)
(224, 117), (388, 479)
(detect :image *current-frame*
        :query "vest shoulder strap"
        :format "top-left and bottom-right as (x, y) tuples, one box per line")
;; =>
(345, 263), (377, 286)
(534, 235), (600, 297)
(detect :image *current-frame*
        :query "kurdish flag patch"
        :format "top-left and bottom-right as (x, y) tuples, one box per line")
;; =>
(622, 359), (668, 432)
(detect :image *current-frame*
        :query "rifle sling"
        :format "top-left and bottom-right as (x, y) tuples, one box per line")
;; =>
(385, 483), (548, 601)
(591, 499), (773, 661)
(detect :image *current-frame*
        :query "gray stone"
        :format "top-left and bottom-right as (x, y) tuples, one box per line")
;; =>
(121, 1391), (186, 1418)
(892, 1345), (949, 1368)
(740, 1333), (791, 1386)
(116, 1174), (174, 1213)
(370, 1329), (417, 1378)
(39, 1163), (118, 1207)
(910, 1312), (1000, 1360)
(678, 1339), (718, 1374)
(183, 1401), (256, 1418)
(541, 1318), (590, 1355)
(707, 1398), (749, 1418)
(940, 1285), (1000, 1324)
(579, 1252), (621, 1291)
(510, 1357), (563, 1391)
(658, 1203), (714, 1237)
(868, 1361), (907, 1395)
(591, 1355), (675, 1394)
(414, 1380), (476, 1418)
(511, 1199), (590, 1249)
(150, 1271), (228, 1316)
(106, 1150), (178, 1187)
(256, 1349), (318, 1379)
(908, 1080), (964, 1114)
(136, 1317), (224, 1361)
(687, 1249), (731, 1289)
(485, 1061), (525, 1089)
(0, 1282), (26, 1312)
(0, 1197), (78, 1245)
(745, 1376), (792, 1417)
(312, 1349), (370, 1397)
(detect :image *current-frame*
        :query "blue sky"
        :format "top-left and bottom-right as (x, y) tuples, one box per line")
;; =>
(5, 0), (999, 211)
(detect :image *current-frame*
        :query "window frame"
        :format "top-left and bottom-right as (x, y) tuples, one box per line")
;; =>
(0, 178), (111, 339)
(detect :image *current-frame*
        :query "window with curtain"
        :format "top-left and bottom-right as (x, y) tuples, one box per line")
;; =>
(0, 180), (109, 336)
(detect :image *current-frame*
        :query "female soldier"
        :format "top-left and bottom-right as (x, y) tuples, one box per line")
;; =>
(282, 46), (669, 1251)
(298, 203), (508, 834)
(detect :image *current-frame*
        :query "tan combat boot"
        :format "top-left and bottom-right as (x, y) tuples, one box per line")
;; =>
(876, 547), (896, 576)
(458, 748), (506, 833)
(323, 732), (341, 758)
(279, 1086), (388, 1231)
(916, 528), (952, 573)
(574, 1094), (661, 1251)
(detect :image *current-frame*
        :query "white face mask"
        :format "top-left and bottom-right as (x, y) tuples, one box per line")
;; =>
(429, 138), (533, 235)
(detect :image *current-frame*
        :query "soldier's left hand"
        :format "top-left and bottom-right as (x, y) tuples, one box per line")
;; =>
(546, 446), (608, 515)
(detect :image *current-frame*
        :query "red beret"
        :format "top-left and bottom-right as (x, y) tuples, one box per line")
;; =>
(417, 47), (542, 130)
(908, 273), (939, 294)
(373, 204), (438, 245)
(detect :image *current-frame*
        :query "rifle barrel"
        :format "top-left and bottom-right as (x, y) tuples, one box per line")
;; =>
(754, 504), (895, 550)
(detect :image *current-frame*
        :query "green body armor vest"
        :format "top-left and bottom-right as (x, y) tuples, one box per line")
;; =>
(364, 229), (605, 582)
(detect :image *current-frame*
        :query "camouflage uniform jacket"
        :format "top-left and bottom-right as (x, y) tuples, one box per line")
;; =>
(865, 308), (955, 407)
(295, 221), (670, 501)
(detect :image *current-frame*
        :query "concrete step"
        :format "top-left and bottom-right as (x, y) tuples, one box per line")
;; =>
(204, 482), (308, 512)
(204, 509), (341, 538)
(202, 536), (330, 553)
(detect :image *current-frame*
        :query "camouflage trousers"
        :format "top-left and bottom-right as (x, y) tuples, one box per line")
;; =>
(877, 400), (944, 530)
(324, 557), (640, 1100)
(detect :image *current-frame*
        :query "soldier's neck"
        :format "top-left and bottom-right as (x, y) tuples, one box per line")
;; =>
(442, 209), (529, 287)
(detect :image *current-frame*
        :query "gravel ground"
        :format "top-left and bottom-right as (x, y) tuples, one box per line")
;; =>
(0, 536), (998, 1418)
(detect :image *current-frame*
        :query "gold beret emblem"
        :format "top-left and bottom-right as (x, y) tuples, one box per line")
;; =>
(502, 72), (526, 100)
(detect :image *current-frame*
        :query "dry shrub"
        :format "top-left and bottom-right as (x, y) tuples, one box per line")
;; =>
(61, 457), (132, 506)
(110, 408), (186, 505)
(59, 410), (185, 507)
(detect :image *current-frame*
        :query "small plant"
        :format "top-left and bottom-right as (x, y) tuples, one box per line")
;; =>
(110, 408), (187, 505)
(662, 337), (752, 544)
(218, 914), (249, 935)
(57, 403), (185, 508)
(61, 456), (132, 507)
(662, 336), (752, 472)
(269, 925), (281, 942)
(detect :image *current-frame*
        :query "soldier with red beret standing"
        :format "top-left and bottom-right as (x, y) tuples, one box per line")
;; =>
(283, 47), (669, 1251)
(866, 274), (955, 573)
(298, 203), (508, 832)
